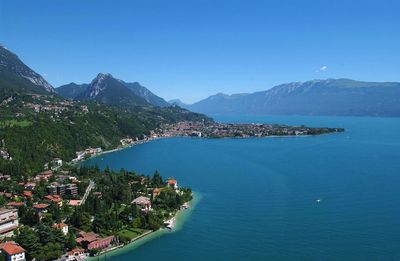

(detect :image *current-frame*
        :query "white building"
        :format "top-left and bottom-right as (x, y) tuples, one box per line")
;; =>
(0, 209), (18, 238)
(0, 241), (25, 261)
(53, 223), (69, 235)
(131, 196), (152, 212)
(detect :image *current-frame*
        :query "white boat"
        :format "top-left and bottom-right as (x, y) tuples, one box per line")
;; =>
(164, 218), (175, 229)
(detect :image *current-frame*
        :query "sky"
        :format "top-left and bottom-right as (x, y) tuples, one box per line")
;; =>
(1, 0), (399, 103)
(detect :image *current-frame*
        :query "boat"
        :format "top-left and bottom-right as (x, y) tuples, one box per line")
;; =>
(164, 218), (174, 230)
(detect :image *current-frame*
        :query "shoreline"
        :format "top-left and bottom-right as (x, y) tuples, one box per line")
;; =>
(89, 192), (202, 260)
(74, 131), (343, 167)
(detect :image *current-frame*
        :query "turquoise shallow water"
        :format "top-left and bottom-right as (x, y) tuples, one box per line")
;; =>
(85, 116), (400, 260)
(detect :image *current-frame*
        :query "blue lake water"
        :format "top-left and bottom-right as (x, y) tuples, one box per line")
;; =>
(85, 115), (400, 260)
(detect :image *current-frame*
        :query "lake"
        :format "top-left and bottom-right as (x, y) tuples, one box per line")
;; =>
(84, 115), (400, 260)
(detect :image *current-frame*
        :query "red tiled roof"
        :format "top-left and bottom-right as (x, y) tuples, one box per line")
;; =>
(22, 191), (33, 197)
(168, 179), (177, 185)
(33, 203), (49, 209)
(67, 248), (85, 256)
(53, 223), (68, 229)
(68, 200), (81, 206)
(44, 195), (62, 202)
(1, 241), (25, 255)
(6, 202), (24, 207)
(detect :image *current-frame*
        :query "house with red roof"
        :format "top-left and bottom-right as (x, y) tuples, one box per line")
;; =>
(167, 179), (178, 189)
(131, 196), (152, 212)
(53, 223), (69, 235)
(33, 203), (49, 213)
(6, 202), (24, 208)
(22, 191), (33, 199)
(153, 188), (164, 198)
(0, 241), (25, 261)
(65, 247), (88, 261)
(43, 195), (63, 207)
(76, 231), (114, 250)
(68, 199), (82, 206)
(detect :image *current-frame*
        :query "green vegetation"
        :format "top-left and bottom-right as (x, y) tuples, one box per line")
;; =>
(0, 119), (32, 128)
(0, 91), (211, 174)
(0, 166), (192, 260)
(117, 228), (146, 243)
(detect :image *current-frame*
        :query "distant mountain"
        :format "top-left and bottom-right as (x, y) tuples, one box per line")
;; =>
(186, 79), (400, 117)
(168, 99), (189, 108)
(0, 46), (55, 94)
(124, 82), (169, 107)
(57, 75), (169, 107)
(56, 83), (88, 99)
(74, 73), (149, 106)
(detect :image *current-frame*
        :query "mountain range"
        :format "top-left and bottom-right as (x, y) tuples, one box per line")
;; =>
(180, 79), (400, 117)
(57, 74), (169, 107)
(0, 46), (210, 172)
(0, 46), (55, 95)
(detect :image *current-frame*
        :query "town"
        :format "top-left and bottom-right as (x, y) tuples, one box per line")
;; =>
(0, 165), (192, 261)
(159, 121), (345, 138)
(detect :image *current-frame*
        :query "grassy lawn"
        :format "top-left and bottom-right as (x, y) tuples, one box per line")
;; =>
(0, 119), (32, 128)
(117, 228), (149, 242)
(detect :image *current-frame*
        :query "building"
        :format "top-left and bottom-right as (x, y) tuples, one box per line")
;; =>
(65, 247), (88, 261)
(0, 241), (25, 261)
(33, 203), (49, 213)
(0, 209), (18, 238)
(67, 200), (82, 206)
(92, 192), (102, 198)
(51, 158), (63, 169)
(22, 191), (32, 199)
(57, 184), (66, 196)
(0, 150), (11, 160)
(0, 174), (11, 181)
(6, 202), (24, 208)
(75, 151), (86, 161)
(46, 183), (66, 196)
(167, 179), (178, 189)
(23, 182), (36, 190)
(53, 223), (68, 235)
(152, 188), (163, 198)
(46, 185), (57, 195)
(76, 231), (113, 250)
(35, 170), (53, 182)
(131, 196), (151, 212)
(65, 184), (78, 196)
(43, 195), (63, 207)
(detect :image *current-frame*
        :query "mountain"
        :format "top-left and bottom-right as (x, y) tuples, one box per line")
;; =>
(0, 47), (211, 173)
(56, 82), (88, 99)
(168, 99), (189, 108)
(124, 82), (169, 107)
(0, 45), (54, 94)
(57, 75), (169, 107)
(75, 73), (149, 106)
(186, 79), (400, 117)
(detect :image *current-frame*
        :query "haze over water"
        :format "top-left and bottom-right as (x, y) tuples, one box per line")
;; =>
(85, 115), (400, 260)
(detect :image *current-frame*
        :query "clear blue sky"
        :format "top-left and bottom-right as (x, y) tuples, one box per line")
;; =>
(1, 0), (399, 103)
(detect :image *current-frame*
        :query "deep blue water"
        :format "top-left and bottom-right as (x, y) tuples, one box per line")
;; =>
(85, 116), (400, 260)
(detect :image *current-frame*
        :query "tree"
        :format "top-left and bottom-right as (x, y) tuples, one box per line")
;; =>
(15, 226), (40, 260)
(146, 212), (163, 231)
(36, 242), (63, 261)
(152, 171), (163, 187)
(66, 232), (77, 250)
